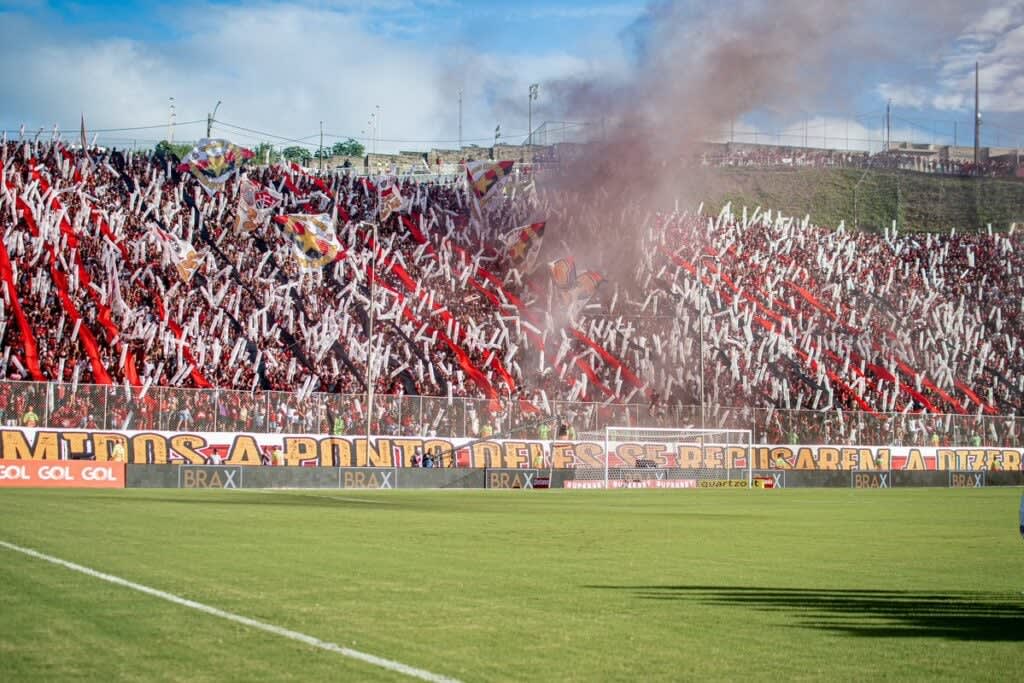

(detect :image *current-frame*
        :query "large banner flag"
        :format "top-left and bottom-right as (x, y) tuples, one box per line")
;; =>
(173, 239), (202, 283)
(550, 257), (576, 290)
(236, 177), (281, 233)
(379, 185), (403, 221)
(152, 227), (202, 282)
(567, 271), (603, 319)
(503, 222), (545, 274)
(466, 160), (514, 199)
(178, 138), (254, 194)
(273, 213), (344, 270)
(550, 257), (602, 318)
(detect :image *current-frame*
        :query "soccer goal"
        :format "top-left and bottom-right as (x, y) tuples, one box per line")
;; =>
(569, 427), (753, 489)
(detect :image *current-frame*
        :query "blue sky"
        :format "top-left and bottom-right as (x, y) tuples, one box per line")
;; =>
(0, 0), (1021, 153)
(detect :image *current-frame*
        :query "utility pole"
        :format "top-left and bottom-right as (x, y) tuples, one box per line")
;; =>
(368, 113), (376, 157)
(974, 61), (981, 170)
(168, 97), (175, 144)
(528, 83), (538, 147)
(319, 120), (323, 172)
(458, 89), (463, 152)
(207, 100), (221, 138)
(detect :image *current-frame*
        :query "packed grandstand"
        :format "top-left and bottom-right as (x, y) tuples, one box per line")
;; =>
(0, 136), (1022, 448)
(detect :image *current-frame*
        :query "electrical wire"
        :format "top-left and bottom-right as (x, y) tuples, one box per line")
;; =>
(0, 119), (205, 134)
(216, 118), (527, 145)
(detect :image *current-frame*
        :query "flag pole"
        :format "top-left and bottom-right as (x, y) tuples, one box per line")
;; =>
(366, 220), (377, 443)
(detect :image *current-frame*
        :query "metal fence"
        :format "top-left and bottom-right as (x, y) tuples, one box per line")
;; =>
(2, 380), (1022, 448)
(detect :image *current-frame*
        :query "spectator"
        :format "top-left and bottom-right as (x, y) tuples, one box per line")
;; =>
(21, 406), (39, 427)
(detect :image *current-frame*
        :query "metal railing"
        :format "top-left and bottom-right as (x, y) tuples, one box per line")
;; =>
(2, 380), (1022, 448)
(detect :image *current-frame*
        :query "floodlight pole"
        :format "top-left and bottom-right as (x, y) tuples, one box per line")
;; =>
(528, 83), (539, 147)
(698, 255), (718, 430)
(885, 99), (891, 151)
(168, 97), (175, 144)
(699, 295), (706, 430)
(366, 220), (378, 443)
(974, 61), (981, 172)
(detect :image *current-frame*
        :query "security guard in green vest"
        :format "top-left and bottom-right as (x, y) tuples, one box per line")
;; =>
(532, 449), (545, 469)
(332, 414), (346, 436)
(538, 422), (551, 440)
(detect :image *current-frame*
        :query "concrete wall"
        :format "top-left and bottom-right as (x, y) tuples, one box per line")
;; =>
(312, 143), (549, 173)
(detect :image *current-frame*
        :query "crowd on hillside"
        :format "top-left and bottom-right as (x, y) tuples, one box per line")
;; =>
(1, 136), (1022, 447)
(702, 148), (870, 169)
(700, 146), (1021, 178)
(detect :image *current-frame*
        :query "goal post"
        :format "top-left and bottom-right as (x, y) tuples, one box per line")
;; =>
(571, 427), (753, 489)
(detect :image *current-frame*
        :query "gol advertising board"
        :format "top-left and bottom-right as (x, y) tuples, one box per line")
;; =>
(0, 459), (125, 488)
(0, 426), (1021, 471)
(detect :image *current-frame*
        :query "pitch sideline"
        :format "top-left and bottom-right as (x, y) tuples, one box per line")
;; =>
(0, 539), (462, 683)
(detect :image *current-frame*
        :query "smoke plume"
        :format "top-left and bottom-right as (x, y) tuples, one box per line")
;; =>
(536, 0), (995, 274)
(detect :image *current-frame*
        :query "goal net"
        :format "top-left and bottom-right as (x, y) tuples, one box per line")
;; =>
(568, 427), (753, 489)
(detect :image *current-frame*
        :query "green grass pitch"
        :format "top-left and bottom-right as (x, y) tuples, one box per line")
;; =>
(1, 488), (1022, 681)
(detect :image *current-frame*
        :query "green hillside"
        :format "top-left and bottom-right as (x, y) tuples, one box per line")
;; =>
(701, 167), (1024, 232)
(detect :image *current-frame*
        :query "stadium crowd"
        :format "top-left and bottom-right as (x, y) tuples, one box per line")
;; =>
(0, 136), (1022, 447)
(701, 146), (1021, 178)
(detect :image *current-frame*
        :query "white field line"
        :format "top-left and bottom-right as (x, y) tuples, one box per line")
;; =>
(0, 540), (461, 683)
(233, 489), (394, 504)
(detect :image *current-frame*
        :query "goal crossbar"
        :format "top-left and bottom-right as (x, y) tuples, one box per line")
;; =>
(577, 426), (754, 489)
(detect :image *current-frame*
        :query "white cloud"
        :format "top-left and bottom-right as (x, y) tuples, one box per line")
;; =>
(962, 2), (1021, 39)
(877, 83), (930, 109)
(868, 2), (1024, 114)
(724, 115), (953, 153)
(0, 2), (607, 152)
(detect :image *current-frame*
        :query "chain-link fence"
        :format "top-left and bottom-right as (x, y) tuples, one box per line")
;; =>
(1, 379), (1021, 447)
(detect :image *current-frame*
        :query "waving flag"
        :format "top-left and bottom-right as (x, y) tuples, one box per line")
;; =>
(236, 177), (281, 233)
(504, 222), (545, 274)
(466, 160), (514, 199)
(550, 257), (576, 290)
(274, 213), (344, 270)
(380, 185), (403, 221)
(79, 113), (89, 161)
(152, 227), (202, 282)
(551, 257), (602, 319)
(567, 271), (603, 319)
(173, 239), (203, 282)
(178, 138), (254, 194)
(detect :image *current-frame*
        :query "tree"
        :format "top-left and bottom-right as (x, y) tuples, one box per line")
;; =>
(331, 138), (365, 158)
(252, 142), (278, 165)
(155, 140), (194, 160)
(282, 146), (313, 163)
